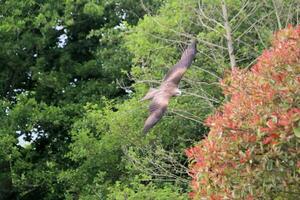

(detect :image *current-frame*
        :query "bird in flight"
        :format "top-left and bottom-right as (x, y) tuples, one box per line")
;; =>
(141, 39), (197, 133)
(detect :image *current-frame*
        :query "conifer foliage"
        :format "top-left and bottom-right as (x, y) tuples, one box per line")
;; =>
(186, 26), (300, 199)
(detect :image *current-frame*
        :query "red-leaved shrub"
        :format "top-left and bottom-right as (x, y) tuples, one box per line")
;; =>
(186, 26), (300, 199)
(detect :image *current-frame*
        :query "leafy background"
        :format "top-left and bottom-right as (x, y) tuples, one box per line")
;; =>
(0, 0), (299, 199)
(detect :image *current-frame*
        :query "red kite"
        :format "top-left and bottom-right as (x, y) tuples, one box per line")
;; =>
(142, 39), (197, 133)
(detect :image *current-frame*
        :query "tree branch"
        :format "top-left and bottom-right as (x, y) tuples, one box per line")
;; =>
(221, 0), (237, 69)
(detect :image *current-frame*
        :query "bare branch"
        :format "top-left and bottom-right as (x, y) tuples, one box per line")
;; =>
(272, 0), (282, 29)
(221, 0), (237, 69)
(182, 91), (220, 104)
(197, 1), (224, 28)
(169, 110), (204, 124)
(123, 146), (191, 185)
(193, 65), (222, 80)
(232, 2), (260, 33)
(235, 10), (274, 42)
(230, 0), (251, 23)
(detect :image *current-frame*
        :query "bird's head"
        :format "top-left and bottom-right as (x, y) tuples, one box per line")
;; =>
(174, 88), (182, 96)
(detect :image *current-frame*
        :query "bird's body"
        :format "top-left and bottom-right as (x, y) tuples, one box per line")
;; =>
(142, 39), (197, 133)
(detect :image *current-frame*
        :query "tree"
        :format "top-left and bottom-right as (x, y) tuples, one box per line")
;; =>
(0, 0), (161, 199)
(186, 25), (300, 199)
(122, 0), (300, 187)
(1, 0), (300, 199)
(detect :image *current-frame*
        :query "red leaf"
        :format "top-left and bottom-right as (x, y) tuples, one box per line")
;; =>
(263, 133), (279, 145)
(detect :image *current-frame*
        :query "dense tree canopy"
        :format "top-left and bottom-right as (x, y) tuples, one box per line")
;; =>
(0, 0), (299, 199)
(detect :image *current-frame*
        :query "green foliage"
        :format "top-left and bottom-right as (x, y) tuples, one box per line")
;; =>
(1, 0), (300, 199)
(107, 179), (188, 200)
(0, 0), (162, 199)
(58, 98), (150, 198)
(83, 2), (105, 17)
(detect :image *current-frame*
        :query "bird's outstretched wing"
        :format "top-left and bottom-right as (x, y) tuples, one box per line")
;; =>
(141, 88), (159, 101)
(143, 94), (170, 133)
(142, 39), (197, 133)
(163, 39), (197, 85)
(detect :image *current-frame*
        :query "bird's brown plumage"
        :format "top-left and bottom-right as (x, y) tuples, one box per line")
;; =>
(142, 39), (197, 133)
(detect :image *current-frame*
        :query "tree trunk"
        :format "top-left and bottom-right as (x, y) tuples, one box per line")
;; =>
(221, 0), (237, 69)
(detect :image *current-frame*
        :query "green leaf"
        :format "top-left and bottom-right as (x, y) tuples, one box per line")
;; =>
(293, 126), (300, 138)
